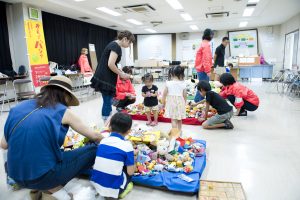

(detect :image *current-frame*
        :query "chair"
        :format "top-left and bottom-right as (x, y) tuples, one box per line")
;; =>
(13, 79), (36, 102)
(0, 78), (9, 115)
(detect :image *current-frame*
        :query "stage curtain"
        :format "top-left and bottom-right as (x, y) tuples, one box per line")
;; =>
(42, 11), (117, 66)
(0, 1), (13, 71)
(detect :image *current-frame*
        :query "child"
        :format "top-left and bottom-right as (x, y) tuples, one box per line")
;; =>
(78, 48), (93, 74)
(162, 66), (187, 132)
(114, 66), (136, 112)
(91, 113), (135, 199)
(197, 80), (234, 129)
(141, 73), (159, 126)
(219, 73), (259, 116)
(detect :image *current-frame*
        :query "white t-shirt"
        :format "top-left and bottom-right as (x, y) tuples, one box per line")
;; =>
(166, 80), (186, 96)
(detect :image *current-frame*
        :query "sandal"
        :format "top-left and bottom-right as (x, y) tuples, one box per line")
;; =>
(146, 121), (152, 125)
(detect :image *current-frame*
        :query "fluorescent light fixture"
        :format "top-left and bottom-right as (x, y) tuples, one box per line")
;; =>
(243, 7), (255, 17)
(96, 7), (121, 16)
(248, 0), (260, 3)
(145, 28), (157, 33)
(126, 19), (143, 25)
(74, 0), (86, 1)
(189, 25), (199, 30)
(180, 13), (193, 21)
(165, 0), (183, 10)
(239, 21), (248, 27)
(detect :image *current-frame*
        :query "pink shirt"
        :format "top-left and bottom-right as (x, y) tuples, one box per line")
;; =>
(194, 40), (212, 74)
(78, 54), (92, 74)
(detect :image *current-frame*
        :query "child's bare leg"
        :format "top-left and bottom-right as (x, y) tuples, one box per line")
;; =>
(171, 119), (178, 129)
(153, 110), (158, 123)
(177, 120), (182, 133)
(146, 111), (152, 125)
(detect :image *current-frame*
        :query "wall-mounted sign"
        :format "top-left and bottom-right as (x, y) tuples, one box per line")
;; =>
(29, 7), (39, 20)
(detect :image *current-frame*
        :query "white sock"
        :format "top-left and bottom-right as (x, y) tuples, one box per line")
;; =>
(51, 188), (71, 200)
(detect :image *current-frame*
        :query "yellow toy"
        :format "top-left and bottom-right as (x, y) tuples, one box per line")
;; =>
(176, 160), (183, 167)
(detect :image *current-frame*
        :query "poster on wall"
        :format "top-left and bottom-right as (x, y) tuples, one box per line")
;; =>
(228, 29), (258, 57)
(24, 20), (50, 87)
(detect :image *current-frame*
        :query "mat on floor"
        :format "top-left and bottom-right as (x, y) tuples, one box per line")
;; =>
(125, 112), (203, 126)
(132, 140), (206, 194)
(198, 180), (246, 200)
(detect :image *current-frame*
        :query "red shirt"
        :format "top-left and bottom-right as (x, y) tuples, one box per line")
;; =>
(78, 54), (92, 74)
(220, 82), (259, 108)
(194, 40), (212, 74)
(115, 76), (136, 100)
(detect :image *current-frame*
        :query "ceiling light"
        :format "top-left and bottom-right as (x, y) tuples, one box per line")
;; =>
(165, 0), (183, 10)
(74, 0), (86, 1)
(180, 13), (193, 21)
(126, 19), (143, 25)
(248, 0), (260, 3)
(239, 21), (248, 27)
(96, 7), (121, 16)
(243, 7), (255, 17)
(145, 28), (157, 33)
(189, 25), (199, 30)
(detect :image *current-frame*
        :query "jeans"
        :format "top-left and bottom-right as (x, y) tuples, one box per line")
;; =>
(194, 72), (210, 102)
(227, 95), (258, 112)
(17, 144), (97, 190)
(102, 95), (113, 118)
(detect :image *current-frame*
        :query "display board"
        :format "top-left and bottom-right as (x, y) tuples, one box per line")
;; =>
(88, 43), (97, 71)
(228, 29), (258, 56)
(24, 19), (50, 87)
(137, 34), (172, 61)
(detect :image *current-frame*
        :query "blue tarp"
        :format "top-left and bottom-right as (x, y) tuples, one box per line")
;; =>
(132, 140), (206, 193)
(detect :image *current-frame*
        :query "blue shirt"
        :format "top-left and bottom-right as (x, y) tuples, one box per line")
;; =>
(91, 132), (134, 198)
(4, 99), (68, 181)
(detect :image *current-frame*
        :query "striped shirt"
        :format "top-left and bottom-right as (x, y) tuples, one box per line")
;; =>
(91, 132), (134, 198)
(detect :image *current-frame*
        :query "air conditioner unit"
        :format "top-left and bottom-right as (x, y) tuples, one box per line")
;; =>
(179, 32), (190, 40)
(123, 4), (155, 13)
(206, 12), (229, 19)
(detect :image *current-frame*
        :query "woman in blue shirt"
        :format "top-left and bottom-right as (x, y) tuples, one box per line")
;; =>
(1, 76), (103, 200)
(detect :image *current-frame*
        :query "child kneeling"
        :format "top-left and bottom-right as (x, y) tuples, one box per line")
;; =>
(91, 113), (135, 199)
(197, 81), (234, 129)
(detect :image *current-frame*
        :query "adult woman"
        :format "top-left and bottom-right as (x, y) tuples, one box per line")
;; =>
(1, 76), (103, 200)
(194, 28), (214, 102)
(113, 66), (136, 111)
(78, 48), (93, 74)
(91, 30), (135, 121)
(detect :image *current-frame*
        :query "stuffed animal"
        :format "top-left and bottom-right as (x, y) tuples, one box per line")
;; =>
(157, 139), (174, 161)
(154, 164), (164, 172)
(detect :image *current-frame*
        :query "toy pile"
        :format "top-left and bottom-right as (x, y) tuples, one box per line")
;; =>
(185, 103), (217, 118)
(128, 127), (206, 176)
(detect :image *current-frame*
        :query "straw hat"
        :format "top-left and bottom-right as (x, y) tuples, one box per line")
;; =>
(42, 76), (80, 106)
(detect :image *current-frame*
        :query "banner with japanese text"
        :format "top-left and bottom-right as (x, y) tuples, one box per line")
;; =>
(24, 20), (50, 86)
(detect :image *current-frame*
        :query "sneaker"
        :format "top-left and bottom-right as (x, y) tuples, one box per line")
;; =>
(150, 121), (158, 126)
(119, 182), (133, 199)
(224, 119), (234, 129)
(238, 110), (247, 116)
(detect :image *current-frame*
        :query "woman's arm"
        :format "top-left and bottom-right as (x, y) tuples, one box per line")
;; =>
(62, 109), (103, 143)
(0, 136), (8, 150)
(108, 51), (130, 79)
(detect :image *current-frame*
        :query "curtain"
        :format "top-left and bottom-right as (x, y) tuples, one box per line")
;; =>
(42, 12), (117, 66)
(0, 1), (12, 70)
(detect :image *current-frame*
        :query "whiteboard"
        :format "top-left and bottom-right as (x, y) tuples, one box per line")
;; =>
(229, 29), (258, 56)
(137, 34), (172, 60)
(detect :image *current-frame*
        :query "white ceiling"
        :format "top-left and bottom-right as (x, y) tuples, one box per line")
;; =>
(5, 0), (300, 33)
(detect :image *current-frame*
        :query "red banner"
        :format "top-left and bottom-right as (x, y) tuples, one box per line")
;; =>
(31, 64), (50, 87)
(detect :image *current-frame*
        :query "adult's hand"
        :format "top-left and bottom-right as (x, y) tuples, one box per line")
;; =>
(120, 72), (131, 80)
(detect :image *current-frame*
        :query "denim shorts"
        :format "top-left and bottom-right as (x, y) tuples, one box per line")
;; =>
(206, 110), (233, 126)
